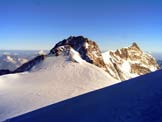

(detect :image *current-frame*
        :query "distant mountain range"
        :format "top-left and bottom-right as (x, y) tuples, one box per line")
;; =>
(0, 50), (48, 71)
(151, 52), (162, 69)
(157, 60), (162, 68)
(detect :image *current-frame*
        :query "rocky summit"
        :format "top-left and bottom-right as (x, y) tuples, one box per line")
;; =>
(50, 36), (107, 71)
(102, 42), (160, 80)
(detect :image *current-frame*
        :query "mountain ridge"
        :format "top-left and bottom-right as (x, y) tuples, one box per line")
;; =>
(0, 36), (160, 81)
(0, 50), (118, 121)
(0, 36), (160, 121)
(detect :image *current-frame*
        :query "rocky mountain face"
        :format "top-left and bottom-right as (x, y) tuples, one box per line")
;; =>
(14, 55), (46, 73)
(50, 36), (107, 71)
(0, 36), (160, 81)
(102, 43), (160, 80)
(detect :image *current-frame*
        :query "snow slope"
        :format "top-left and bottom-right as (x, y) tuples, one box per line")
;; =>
(0, 54), (118, 121)
(6, 69), (162, 122)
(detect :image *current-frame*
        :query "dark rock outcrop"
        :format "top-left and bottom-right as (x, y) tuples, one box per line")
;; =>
(14, 55), (46, 73)
(50, 36), (107, 71)
(50, 45), (72, 56)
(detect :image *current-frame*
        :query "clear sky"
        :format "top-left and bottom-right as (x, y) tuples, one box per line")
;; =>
(0, 0), (162, 52)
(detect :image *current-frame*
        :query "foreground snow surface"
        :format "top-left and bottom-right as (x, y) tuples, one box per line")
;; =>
(5, 69), (162, 122)
(0, 56), (118, 121)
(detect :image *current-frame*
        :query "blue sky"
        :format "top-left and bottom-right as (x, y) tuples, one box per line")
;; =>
(0, 0), (162, 52)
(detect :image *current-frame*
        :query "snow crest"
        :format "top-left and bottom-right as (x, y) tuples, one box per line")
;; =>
(0, 55), (117, 121)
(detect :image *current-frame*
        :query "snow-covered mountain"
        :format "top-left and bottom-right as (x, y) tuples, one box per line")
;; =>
(0, 36), (160, 121)
(49, 36), (159, 81)
(50, 36), (107, 71)
(1, 36), (159, 79)
(102, 43), (160, 80)
(0, 47), (118, 121)
(0, 54), (28, 71)
(0, 50), (48, 75)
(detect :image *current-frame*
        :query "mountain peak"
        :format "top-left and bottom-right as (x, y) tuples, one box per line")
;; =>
(50, 36), (107, 71)
(103, 41), (160, 80)
(131, 42), (141, 50)
(67, 36), (88, 40)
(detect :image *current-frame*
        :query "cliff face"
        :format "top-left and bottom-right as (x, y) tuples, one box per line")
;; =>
(50, 36), (107, 71)
(102, 43), (160, 80)
(14, 55), (46, 73)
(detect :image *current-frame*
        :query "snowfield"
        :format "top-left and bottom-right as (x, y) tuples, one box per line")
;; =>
(0, 55), (118, 121)
(5, 69), (162, 122)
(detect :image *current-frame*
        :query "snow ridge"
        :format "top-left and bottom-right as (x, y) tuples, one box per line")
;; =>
(102, 43), (160, 80)
(0, 54), (118, 121)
